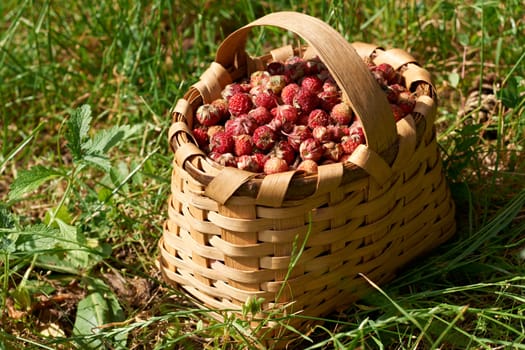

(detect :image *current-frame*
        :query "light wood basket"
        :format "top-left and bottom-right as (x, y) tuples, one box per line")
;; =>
(159, 11), (456, 339)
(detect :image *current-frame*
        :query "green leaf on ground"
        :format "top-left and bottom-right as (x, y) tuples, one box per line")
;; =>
(73, 278), (126, 349)
(66, 104), (92, 161)
(8, 165), (63, 201)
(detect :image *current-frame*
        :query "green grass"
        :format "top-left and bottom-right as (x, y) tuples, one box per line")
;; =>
(1, 0), (524, 349)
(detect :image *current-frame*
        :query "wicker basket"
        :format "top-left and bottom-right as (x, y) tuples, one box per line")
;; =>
(159, 11), (455, 337)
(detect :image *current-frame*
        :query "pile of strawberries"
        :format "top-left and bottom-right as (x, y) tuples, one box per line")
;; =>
(191, 56), (415, 175)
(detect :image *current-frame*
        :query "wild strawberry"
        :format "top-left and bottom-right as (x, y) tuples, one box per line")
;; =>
(312, 126), (331, 143)
(196, 104), (222, 126)
(248, 106), (273, 126)
(330, 102), (353, 125)
(209, 152), (236, 167)
(318, 90), (341, 111)
(266, 61), (285, 75)
(233, 134), (253, 157)
(265, 75), (287, 94)
(207, 125), (225, 139)
(270, 140), (296, 165)
(252, 125), (277, 151)
(322, 79), (338, 93)
(210, 131), (234, 154)
(228, 93), (253, 116)
(293, 88), (320, 114)
(299, 138), (324, 162)
(341, 125), (365, 154)
(250, 70), (270, 87)
(224, 115), (257, 136)
(297, 159), (318, 174)
(264, 157), (289, 175)
(252, 152), (268, 170)
(268, 113), (294, 134)
(385, 85), (401, 103)
(301, 75), (323, 94)
(286, 125), (312, 151)
(236, 154), (262, 173)
(221, 83), (248, 101)
(192, 127), (209, 149)
(211, 98), (229, 121)
(327, 125), (345, 142)
(322, 141), (344, 162)
(304, 57), (325, 75)
(252, 90), (278, 110)
(284, 56), (306, 82)
(271, 104), (299, 124)
(307, 109), (332, 129)
(397, 90), (416, 114)
(390, 103), (406, 121)
(370, 66), (388, 88)
(281, 83), (300, 105)
(375, 63), (396, 84)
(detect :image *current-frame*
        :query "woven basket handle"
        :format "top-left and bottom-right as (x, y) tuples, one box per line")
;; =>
(215, 11), (397, 156)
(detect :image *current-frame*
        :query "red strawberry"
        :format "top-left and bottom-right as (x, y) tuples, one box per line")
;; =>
(233, 134), (253, 157)
(196, 104), (222, 126)
(341, 125), (365, 154)
(209, 131), (234, 154)
(318, 90), (341, 111)
(265, 75), (287, 94)
(297, 159), (318, 174)
(252, 152), (269, 170)
(250, 70), (270, 87)
(293, 88), (320, 114)
(253, 90), (278, 110)
(284, 56), (307, 82)
(327, 125), (345, 142)
(224, 115), (257, 136)
(281, 83), (300, 105)
(252, 125), (277, 151)
(270, 140), (296, 165)
(271, 104), (299, 124)
(307, 109), (332, 129)
(390, 103), (406, 121)
(397, 90), (416, 114)
(266, 61), (285, 75)
(304, 57), (325, 75)
(248, 106), (273, 126)
(286, 125), (312, 151)
(228, 93), (254, 116)
(192, 127), (209, 149)
(299, 138), (324, 162)
(312, 126), (331, 143)
(264, 157), (289, 175)
(236, 154), (262, 173)
(322, 141), (344, 162)
(268, 113), (294, 134)
(375, 63), (396, 84)
(330, 102), (353, 125)
(211, 98), (229, 121)
(301, 75), (323, 94)
(221, 83), (248, 101)
(322, 80), (338, 93)
(206, 125), (225, 139)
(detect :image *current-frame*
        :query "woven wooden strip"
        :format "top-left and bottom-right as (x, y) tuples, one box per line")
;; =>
(204, 167), (256, 205)
(270, 44), (295, 62)
(373, 48), (417, 70)
(255, 170), (297, 207)
(315, 162), (344, 196)
(209, 235), (274, 258)
(347, 144), (393, 186)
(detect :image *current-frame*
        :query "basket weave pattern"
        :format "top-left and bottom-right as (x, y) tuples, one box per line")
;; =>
(159, 12), (455, 323)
